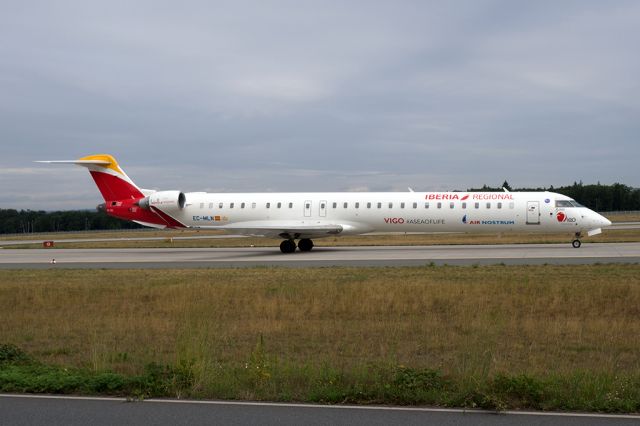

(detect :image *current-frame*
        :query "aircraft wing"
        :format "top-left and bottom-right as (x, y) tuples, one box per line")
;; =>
(197, 220), (344, 239)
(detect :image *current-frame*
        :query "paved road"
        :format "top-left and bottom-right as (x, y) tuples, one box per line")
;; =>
(1, 395), (639, 426)
(0, 243), (639, 269)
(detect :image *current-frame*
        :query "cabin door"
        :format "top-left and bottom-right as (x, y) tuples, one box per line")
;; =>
(319, 200), (327, 217)
(526, 201), (540, 224)
(304, 200), (312, 217)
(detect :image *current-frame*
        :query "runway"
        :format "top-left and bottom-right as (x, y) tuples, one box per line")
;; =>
(1, 242), (639, 269)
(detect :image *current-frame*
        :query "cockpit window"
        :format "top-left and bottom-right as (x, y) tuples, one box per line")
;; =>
(555, 200), (573, 207)
(556, 199), (584, 208)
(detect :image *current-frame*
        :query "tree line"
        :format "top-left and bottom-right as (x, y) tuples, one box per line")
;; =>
(0, 209), (142, 235)
(1, 182), (638, 234)
(468, 181), (640, 212)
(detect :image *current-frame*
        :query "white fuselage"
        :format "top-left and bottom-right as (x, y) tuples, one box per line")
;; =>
(38, 155), (613, 251)
(161, 191), (610, 238)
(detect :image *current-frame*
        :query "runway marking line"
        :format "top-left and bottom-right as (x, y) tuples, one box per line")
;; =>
(1, 394), (639, 419)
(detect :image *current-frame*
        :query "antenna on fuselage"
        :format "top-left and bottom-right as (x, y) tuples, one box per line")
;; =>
(408, 187), (414, 192)
(502, 187), (510, 192)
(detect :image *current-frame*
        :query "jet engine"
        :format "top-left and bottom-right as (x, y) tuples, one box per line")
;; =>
(137, 191), (186, 211)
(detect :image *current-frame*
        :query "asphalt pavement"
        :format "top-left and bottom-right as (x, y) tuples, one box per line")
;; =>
(1, 395), (639, 426)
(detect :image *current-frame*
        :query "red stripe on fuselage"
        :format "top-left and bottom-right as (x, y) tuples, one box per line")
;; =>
(89, 171), (143, 201)
(150, 206), (187, 229)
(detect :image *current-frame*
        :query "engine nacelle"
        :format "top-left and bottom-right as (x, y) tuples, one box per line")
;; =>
(138, 191), (186, 211)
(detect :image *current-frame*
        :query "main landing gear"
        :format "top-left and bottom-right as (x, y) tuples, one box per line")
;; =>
(571, 232), (582, 249)
(279, 238), (314, 253)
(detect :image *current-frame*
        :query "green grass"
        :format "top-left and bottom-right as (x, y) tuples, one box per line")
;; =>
(1, 265), (640, 412)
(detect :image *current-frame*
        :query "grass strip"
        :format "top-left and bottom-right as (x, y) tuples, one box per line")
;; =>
(2, 344), (639, 412)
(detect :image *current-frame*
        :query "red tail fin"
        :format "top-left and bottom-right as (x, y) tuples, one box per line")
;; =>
(38, 154), (143, 201)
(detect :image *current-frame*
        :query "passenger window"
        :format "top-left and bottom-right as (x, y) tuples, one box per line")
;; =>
(252, 202), (256, 209)
(389, 202), (393, 208)
(230, 203), (234, 209)
(266, 202), (270, 208)
(437, 202), (442, 209)
(305, 203), (310, 209)
(462, 202), (467, 209)
(343, 202), (348, 208)
(219, 202), (223, 209)
(400, 202), (405, 209)
(277, 202), (281, 208)
(355, 202), (360, 209)
(377, 202), (382, 209)
(497, 202), (502, 209)
(241, 202), (245, 209)
(367, 202), (371, 209)
(475, 202), (479, 209)
(425, 202), (429, 209)
(450, 202), (454, 209)
(320, 203), (325, 209)
(486, 202), (491, 209)
(289, 202), (293, 208)
(412, 202), (417, 209)
(332, 202), (337, 209)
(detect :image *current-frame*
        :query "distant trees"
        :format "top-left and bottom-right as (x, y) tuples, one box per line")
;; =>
(467, 182), (640, 212)
(0, 209), (142, 234)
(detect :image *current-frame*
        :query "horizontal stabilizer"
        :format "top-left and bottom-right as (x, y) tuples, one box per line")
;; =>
(35, 160), (111, 165)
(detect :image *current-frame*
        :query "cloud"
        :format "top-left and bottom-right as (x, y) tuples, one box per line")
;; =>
(0, 1), (638, 210)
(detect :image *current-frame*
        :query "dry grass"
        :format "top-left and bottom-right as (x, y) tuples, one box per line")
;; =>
(605, 213), (640, 222)
(1, 265), (639, 381)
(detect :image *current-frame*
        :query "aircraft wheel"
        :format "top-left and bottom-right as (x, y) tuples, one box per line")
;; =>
(571, 239), (582, 249)
(298, 238), (314, 252)
(280, 239), (297, 254)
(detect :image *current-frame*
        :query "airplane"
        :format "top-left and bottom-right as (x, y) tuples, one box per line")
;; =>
(37, 154), (612, 253)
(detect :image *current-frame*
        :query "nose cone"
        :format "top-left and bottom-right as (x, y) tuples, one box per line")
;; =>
(592, 212), (611, 228)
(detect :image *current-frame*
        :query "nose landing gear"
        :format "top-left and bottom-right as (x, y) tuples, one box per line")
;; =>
(571, 232), (582, 248)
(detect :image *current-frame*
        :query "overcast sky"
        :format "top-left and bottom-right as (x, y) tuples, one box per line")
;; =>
(1, 1), (638, 210)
